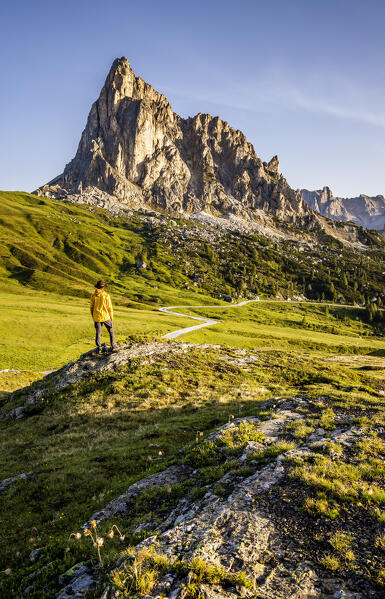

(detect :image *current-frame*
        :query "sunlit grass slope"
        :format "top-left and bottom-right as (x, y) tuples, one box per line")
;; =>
(0, 190), (217, 305)
(0, 190), (223, 380)
(181, 302), (385, 355)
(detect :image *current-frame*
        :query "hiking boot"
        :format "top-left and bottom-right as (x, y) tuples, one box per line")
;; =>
(110, 345), (120, 353)
(95, 348), (103, 355)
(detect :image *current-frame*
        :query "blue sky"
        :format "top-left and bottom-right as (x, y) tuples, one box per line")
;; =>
(1, 0), (385, 197)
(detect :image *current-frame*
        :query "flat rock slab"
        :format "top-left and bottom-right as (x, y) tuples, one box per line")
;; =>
(85, 464), (191, 525)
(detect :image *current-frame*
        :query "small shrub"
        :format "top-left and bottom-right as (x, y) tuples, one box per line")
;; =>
(319, 407), (335, 430)
(248, 441), (296, 463)
(111, 548), (158, 595)
(304, 496), (340, 519)
(311, 441), (343, 458)
(375, 569), (385, 586)
(356, 435), (385, 457)
(329, 531), (355, 562)
(185, 441), (220, 467)
(183, 583), (205, 598)
(220, 421), (265, 448)
(372, 508), (385, 524)
(375, 533), (385, 551)
(286, 420), (314, 440)
(110, 548), (253, 596)
(320, 553), (340, 571)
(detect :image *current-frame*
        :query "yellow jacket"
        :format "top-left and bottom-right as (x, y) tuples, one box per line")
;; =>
(90, 289), (113, 322)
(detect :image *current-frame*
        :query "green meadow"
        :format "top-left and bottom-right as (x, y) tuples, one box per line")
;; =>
(2, 284), (385, 392)
(180, 301), (385, 355)
(0, 281), (199, 392)
(0, 282), (194, 372)
(0, 190), (222, 388)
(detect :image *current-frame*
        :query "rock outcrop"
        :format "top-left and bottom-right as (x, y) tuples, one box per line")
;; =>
(80, 396), (372, 599)
(300, 186), (385, 232)
(36, 57), (323, 233)
(5, 344), (384, 598)
(0, 342), (220, 421)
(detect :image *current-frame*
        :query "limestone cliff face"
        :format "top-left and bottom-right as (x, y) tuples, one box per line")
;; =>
(36, 57), (318, 230)
(300, 187), (385, 231)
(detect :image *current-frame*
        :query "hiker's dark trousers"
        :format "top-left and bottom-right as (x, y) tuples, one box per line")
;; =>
(95, 319), (116, 349)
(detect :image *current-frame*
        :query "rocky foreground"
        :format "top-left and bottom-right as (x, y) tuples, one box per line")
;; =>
(62, 395), (378, 599)
(2, 342), (385, 599)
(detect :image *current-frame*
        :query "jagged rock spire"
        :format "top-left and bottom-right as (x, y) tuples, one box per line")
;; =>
(266, 155), (279, 173)
(36, 58), (319, 231)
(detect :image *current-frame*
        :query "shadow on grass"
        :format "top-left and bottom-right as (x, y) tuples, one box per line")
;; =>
(0, 392), (267, 572)
(369, 349), (385, 357)
(1, 345), (384, 594)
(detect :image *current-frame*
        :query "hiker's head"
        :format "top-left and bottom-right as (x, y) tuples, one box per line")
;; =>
(95, 280), (105, 289)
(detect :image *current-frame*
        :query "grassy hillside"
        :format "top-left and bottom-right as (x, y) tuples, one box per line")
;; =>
(2, 190), (385, 310)
(1, 190), (385, 382)
(1, 191), (385, 595)
(1, 335), (385, 596)
(0, 191), (211, 303)
(0, 190), (218, 381)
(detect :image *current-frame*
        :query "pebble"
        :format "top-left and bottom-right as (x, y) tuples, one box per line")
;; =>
(29, 548), (43, 562)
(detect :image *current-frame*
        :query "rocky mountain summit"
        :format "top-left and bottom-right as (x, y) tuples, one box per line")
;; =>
(300, 187), (385, 232)
(36, 57), (359, 240)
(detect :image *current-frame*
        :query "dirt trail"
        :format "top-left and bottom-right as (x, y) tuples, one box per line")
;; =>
(159, 300), (254, 339)
(159, 299), (363, 340)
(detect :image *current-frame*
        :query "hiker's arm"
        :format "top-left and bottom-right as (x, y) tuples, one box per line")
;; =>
(90, 296), (94, 317)
(107, 295), (113, 320)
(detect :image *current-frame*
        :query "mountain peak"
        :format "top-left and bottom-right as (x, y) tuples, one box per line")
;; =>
(106, 56), (132, 83)
(300, 187), (385, 231)
(109, 55), (131, 73)
(36, 58), (355, 241)
(266, 155), (279, 173)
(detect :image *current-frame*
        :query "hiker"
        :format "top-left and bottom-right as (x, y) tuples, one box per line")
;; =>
(90, 280), (118, 354)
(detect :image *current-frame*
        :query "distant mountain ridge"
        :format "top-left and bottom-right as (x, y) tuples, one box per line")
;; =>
(300, 187), (385, 232)
(36, 57), (364, 244)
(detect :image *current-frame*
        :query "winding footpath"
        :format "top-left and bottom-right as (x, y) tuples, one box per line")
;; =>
(159, 300), (254, 339)
(159, 299), (255, 340)
(159, 299), (365, 340)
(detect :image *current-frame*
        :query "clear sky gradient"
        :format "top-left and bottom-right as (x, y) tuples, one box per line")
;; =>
(1, 0), (385, 197)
